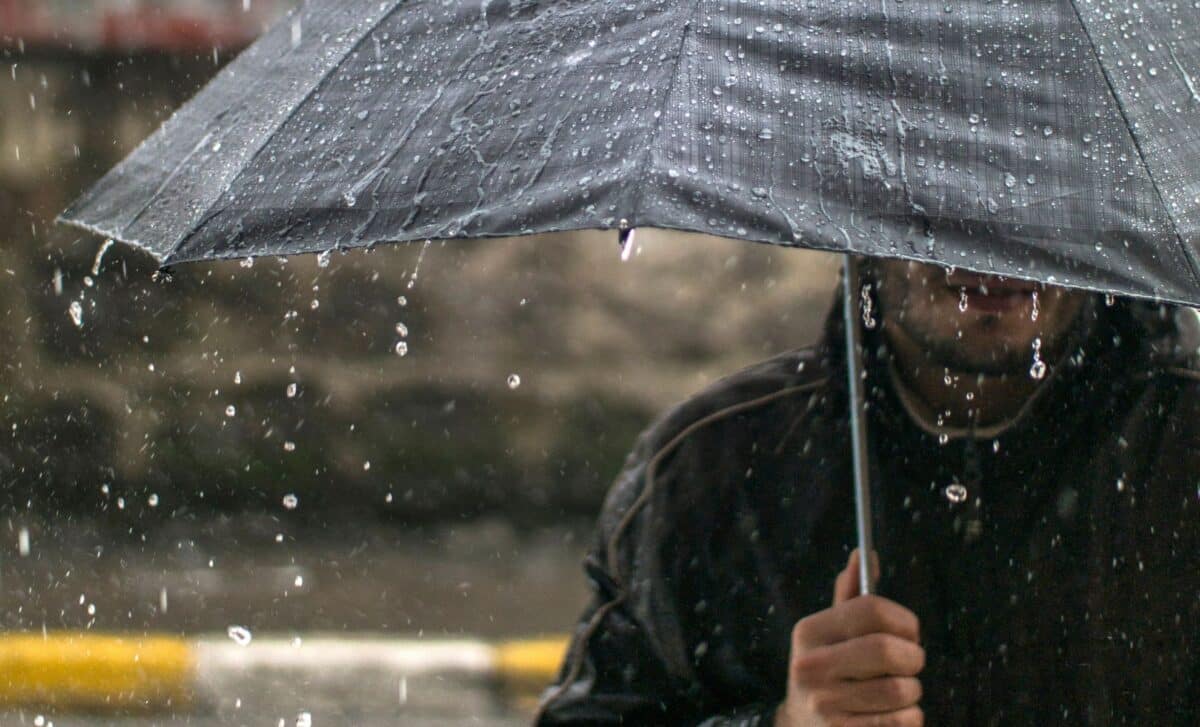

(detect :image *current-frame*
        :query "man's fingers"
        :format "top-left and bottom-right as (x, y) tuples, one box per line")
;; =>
(806, 676), (922, 715)
(792, 633), (925, 682)
(833, 548), (880, 605)
(842, 706), (925, 727)
(794, 595), (920, 650)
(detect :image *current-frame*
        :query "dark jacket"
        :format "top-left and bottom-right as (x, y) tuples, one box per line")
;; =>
(535, 298), (1200, 726)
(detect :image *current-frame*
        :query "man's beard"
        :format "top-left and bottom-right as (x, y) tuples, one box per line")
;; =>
(889, 313), (1040, 376)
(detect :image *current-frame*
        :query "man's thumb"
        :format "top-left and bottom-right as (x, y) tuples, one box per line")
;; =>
(833, 548), (880, 604)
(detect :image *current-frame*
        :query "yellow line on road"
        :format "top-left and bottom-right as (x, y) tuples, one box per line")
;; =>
(494, 637), (568, 691)
(0, 633), (195, 711)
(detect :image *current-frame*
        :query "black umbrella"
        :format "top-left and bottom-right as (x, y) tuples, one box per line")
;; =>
(60, 0), (1200, 594)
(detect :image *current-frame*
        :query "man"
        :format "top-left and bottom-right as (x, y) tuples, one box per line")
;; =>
(535, 259), (1200, 725)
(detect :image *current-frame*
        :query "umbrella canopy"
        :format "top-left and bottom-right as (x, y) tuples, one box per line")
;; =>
(61, 0), (1200, 307)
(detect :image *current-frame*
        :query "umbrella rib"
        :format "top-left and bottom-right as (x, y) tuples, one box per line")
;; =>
(1065, 0), (1200, 294)
(165, 0), (406, 263)
(625, 0), (705, 227)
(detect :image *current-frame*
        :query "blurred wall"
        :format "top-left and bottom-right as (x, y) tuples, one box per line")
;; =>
(0, 16), (838, 531)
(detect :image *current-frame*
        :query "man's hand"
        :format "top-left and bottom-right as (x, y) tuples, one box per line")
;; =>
(773, 549), (925, 726)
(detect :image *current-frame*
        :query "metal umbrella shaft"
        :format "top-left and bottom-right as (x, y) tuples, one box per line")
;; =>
(841, 254), (874, 596)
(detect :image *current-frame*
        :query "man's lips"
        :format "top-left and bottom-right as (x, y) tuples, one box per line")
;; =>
(946, 273), (1039, 313)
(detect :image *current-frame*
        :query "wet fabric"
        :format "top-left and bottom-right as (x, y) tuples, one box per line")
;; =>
(535, 299), (1200, 725)
(62, 0), (1200, 306)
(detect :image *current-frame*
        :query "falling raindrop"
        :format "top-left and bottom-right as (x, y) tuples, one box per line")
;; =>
(282, 493), (299, 510)
(1030, 291), (1039, 321)
(958, 288), (968, 312)
(18, 527), (30, 557)
(227, 625), (253, 647)
(234, 371), (242, 385)
(91, 239), (115, 275)
(1029, 337), (1046, 380)
(507, 374), (521, 389)
(860, 284), (877, 329)
(618, 224), (636, 261)
(944, 483), (968, 503)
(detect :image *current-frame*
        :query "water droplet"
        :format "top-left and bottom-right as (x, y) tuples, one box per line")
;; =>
(619, 227), (636, 261)
(227, 625), (253, 647)
(395, 322), (408, 337)
(225, 405), (236, 417)
(68, 300), (83, 328)
(1029, 337), (1046, 380)
(958, 288), (968, 312)
(294, 575), (304, 588)
(397, 296), (407, 307)
(1030, 291), (1039, 321)
(394, 341), (409, 356)
(296, 713), (312, 727)
(757, 128), (774, 140)
(316, 250), (332, 268)
(507, 374), (521, 389)
(234, 371), (242, 385)
(147, 493), (159, 507)
(282, 493), (299, 510)
(18, 527), (30, 557)
(968, 113), (981, 125)
(860, 284), (877, 329)
(283, 441), (296, 452)
(1042, 126), (1054, 137)
(944, 483), (968, 503)
(240, 257), (254, 268)
(1004, 173), (1017, 189)
(286, 383), (298, 398)
(1105, 293), (1116, 307)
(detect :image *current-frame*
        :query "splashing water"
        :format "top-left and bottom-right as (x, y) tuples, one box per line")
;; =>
(316, 250), (332, 268)
(227, 625), (253, 647)
(1029, 337), (1046, 380)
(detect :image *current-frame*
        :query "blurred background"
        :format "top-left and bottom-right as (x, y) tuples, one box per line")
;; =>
(0, 0), (836, 723)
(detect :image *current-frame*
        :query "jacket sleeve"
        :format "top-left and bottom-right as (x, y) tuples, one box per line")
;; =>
(533, 432), (782, 726)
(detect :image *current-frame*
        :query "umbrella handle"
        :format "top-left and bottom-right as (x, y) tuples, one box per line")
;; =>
(841, 254), (875, 596)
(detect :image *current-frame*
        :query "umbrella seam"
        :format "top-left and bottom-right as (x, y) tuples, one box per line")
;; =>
(166, 0), (406, 263)
(626, 0), (703, 227)
(1065, 0), (1200, 295)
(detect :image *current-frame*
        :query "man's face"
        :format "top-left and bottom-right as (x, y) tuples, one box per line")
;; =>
(873, 260), (1089, 375)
